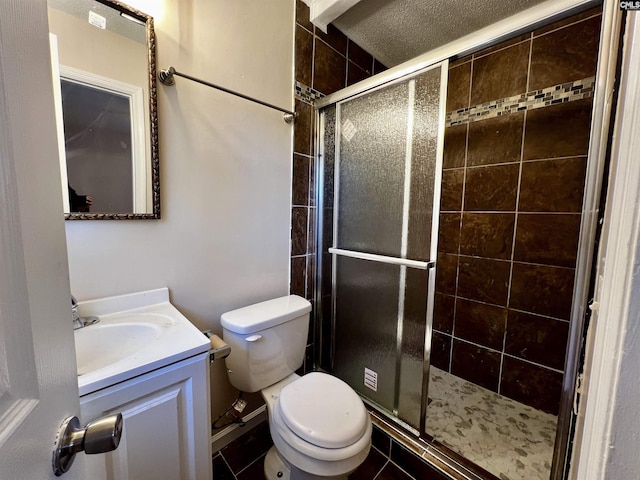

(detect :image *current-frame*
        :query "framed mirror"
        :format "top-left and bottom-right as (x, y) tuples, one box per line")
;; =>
(48, 0), (159, 219)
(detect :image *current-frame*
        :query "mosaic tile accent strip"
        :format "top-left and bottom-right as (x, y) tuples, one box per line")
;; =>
(295, 80), (325, 105)
(446, 76), (595, 127)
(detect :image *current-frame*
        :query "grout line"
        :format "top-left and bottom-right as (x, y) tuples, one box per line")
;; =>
(219, 452), (239, 480)
(439, 210), (583, 215)
(235, 451), (267, 478)
(531, 11), (602, 39)
(445, 336), (565, 373)
(443, 155), (589, 171)
(310, 27), (316, 92)
(500, 38), (530, 392)
(448, 58), (474, 372)
(372, 459), (391, 479)
(471, 34), (532, 62)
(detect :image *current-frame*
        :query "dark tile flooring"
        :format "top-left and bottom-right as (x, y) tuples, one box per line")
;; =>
(212, 421), (450, 480)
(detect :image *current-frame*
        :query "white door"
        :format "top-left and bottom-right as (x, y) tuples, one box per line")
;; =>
(0, 1), (85, 479)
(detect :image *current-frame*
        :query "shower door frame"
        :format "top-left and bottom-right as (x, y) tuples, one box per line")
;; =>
(326, 61), (448, 435)
(312, 1), (620, 479)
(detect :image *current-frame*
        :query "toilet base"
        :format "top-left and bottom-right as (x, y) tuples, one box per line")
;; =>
(263, 446), (348, 480)
(265, 447), (290, 480)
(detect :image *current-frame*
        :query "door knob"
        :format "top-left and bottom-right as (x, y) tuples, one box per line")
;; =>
(53, 413), (123, 476)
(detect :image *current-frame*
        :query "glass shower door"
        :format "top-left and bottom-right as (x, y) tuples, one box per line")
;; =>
(325, 62), (447, 431)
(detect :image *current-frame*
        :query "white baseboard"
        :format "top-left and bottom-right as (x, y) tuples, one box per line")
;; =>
(210, 405), (268, 454)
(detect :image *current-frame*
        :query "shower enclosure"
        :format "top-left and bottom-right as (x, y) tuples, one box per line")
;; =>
(312, 5), (615, 479)
(316, 61), (447, 435)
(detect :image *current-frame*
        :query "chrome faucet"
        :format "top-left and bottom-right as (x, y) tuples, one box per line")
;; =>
(72, 295), (99, 329)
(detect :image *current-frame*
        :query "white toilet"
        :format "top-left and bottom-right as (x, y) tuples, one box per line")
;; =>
(221, 295), (372, 480)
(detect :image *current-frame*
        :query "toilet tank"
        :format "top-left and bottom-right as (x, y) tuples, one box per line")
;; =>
(221, 295), (311, 392)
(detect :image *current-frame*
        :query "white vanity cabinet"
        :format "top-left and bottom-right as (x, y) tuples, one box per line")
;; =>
(80, 352), (211, 480)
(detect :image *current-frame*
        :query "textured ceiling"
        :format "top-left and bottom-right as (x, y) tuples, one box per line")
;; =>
(333, 0), (551, 67)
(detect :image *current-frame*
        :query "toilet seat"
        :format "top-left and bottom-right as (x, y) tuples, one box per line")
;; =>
(265, 373), (371, 463)
(277, 372), (369, 449)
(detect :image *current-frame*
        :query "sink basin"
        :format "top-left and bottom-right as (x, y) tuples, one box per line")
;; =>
(73, 289), (211, 396)
(74, 321), (162, 376)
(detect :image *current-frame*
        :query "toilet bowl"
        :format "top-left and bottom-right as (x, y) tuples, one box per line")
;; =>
(262, 372), (371, 479)
(221, 295), (371, 479)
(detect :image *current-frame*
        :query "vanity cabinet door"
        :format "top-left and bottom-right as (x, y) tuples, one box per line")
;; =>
(80, 353), (211, 480)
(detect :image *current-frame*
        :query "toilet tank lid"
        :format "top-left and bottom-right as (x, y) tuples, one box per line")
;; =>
(221, 295), (311, 334)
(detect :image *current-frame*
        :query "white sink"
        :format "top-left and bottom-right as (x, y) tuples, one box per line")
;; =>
(74, 288), (210, 396)
(75, 319), (162, 375)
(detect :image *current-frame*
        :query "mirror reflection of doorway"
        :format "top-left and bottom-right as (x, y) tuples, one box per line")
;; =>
(61, 78), (134, 213)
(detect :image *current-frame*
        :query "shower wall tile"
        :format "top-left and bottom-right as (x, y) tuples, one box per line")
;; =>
(442, 124), (467, 169)
(430, 331), (452, 371)
(470, 40), (530, 106)
(440, 169), (464, 211)
(514, 213), (581, 267)
(505, 310), (569, 370)
(446, 62), (471, 111)
(523, 98), (593, 160)
(500, 356), (563, 415)
(529, 14), (601, 91)
(533, 6), (602, 36)
(466, 112), (524, 167)
(314, 40), (347, 95)
(291, 207), (308, 256)
(315, 24), (347, 55)
(348, 41), (374, 73)
(475, 32), (531, 57)
(433, 293), (454, 333)
(450, 54), (472, 68)
(434, 8), (600, 412)
(437, 213), (461, 254)
(519, 157), (587, 212)
(435, 254), (458, 296)
(463, 164), (519, 211)
(374, 59), (388, 75)
(459, 213), (515, 260)
(294, 99), (312, 156)
(295, 25), (313, 87)
(308, 157), (316, 207)
(347, 61), (369, 86)
(292, 154), (310, 206)
(451, 340), (500, 392)
(295, 0), (313, 31)
(454, 298), (507, 351)
(307, 207), (316, 253)
(457, 257), (510, 306)
(290, 257), (306, 297)
(510, 263), (575, 320)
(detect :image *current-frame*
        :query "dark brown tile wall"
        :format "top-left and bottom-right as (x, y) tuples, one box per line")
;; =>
(434, 9), (601, 415)
(290, 0), (387, 373)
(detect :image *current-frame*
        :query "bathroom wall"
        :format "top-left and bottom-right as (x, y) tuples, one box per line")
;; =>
(64, 0), (295, 416)
(432, 8), (601, 415)
(290, 0), (387, 371)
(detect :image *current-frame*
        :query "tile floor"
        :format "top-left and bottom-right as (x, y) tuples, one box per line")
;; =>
(212, 420), (449, 480)
(212, 367), (558, 480)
